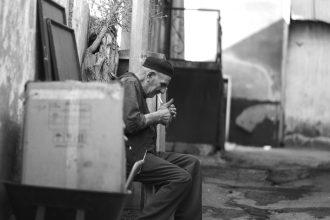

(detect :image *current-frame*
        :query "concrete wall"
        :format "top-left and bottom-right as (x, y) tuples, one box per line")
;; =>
(291, 0), (330, 23)
(173, 0), (284, 146)
(0, 0), (89, 218)
(71, 0), (89, 62)
(284, 21), (330, 148)
(220, 0), (284, 146)
(0, 0), (37, 218)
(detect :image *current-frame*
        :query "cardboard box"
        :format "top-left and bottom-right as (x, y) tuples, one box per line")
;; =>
(21, 81), (126, 192)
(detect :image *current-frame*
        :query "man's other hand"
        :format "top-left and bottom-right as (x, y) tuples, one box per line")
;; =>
(158, 108), (172, 126)
(159, 98), (174, 110)
(159, 98), (177, 119)
(169, 104), (176, 118)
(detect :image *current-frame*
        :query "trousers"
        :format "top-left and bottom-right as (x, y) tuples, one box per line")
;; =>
(134, 151), (202, 220)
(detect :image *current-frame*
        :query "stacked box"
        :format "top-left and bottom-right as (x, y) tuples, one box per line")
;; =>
(21, 81), (126, 192)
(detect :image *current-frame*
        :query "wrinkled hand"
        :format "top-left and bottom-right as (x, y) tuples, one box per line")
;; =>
(159, 98), (174, 110)
(158, 98), (176, 124)
(169, 104), (177, 118)
(158, 108), (172, 126)
(160, 98), (176, 118)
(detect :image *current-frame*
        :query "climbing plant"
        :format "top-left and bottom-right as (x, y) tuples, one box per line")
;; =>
(82, 0), (167, 82)
(88, 0), (132, 33)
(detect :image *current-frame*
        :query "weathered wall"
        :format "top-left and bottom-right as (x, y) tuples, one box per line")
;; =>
(291, 0), (330, 23)
(0, 0), (37, 218)
(168, 0), (284, 147)
(221, 0), (283, 146)
(71, 0), (89, 62)
(284, 21), (330, 148)
(170, 0), (184, 59)
(0, 0), (89, 218)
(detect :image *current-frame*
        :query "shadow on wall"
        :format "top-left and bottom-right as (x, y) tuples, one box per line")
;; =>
(0, 115), (21, 219)
(223, 19), (284, 147)
(284, 119), (330, 150)
(0, 81), (23, 219)
(228, 99), (280, 147)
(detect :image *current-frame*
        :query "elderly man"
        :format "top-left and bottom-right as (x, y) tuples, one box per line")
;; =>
(119, 57), (202, 220)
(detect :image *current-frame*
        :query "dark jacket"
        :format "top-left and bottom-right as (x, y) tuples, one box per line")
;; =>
(119, 72), (157, 170)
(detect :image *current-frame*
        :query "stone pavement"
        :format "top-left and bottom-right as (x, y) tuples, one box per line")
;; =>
(201, 144), (330, 220)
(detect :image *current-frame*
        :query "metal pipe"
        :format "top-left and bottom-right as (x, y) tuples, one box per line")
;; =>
(223, 75), (232, 142)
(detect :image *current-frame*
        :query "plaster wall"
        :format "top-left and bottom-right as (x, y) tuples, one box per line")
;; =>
(220, 0), (284, 146)
(0, 0), (37, 218)
(0, 0), (89, 218)
(175, 0), (284, 146)
(71, 0), (89, 62)
(284, 21), (330, 148)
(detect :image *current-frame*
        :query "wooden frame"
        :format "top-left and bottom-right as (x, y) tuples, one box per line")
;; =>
(46, 19), (82, 81)
(4, 181), (128, 220)
(37, 0), (67, 81)
(168, 8), (221, 62)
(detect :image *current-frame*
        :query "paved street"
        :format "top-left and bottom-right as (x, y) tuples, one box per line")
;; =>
(201, 144), (330, 220)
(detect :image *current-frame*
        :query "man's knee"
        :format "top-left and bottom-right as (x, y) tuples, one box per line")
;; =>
(192, 156), (201, 167)
(187, 155), (201, 170)
(178, 170), (192, 185)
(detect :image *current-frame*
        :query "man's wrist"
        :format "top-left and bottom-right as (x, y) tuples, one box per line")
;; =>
(145, 111), (162, 125)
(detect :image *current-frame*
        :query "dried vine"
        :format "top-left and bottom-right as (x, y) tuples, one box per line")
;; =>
(82, 0), (131, 82)
(82, 0), (166, 82)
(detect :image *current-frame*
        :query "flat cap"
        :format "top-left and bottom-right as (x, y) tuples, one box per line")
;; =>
(143, 57), (174, 77)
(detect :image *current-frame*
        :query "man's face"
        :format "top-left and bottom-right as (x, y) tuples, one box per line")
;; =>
(145, 71), (171, 98)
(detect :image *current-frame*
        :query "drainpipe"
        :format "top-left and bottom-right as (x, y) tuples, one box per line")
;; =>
(223, 75), (232, 142)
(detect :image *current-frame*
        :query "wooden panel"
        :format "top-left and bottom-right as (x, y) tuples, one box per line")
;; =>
(156, 94), (166, 152)
(4, 182), (128, 220)
(37, 0), (67, 81)
(47, 19), (81, 81)
(167, 63), (222, 145)
(129, 0), (150, 77)
(42, 0), (67, 24)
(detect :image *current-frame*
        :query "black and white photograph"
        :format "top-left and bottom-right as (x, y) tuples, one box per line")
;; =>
(1, 0), (330, 219)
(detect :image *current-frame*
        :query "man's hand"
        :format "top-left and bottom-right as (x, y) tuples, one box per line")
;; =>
(145, 99), (177, 126)
(159, 98), (174, 110)
(159, 98), (177, 119)
(169, 104), (177, 118)
(158, 108), (172, 126)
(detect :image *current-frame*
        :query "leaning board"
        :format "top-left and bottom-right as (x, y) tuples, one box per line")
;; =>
(47, 19), (81, 81)
(37, 0), (67, 80)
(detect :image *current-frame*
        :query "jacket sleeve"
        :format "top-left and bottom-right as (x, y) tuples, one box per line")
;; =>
(122, 81), (147, 134)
